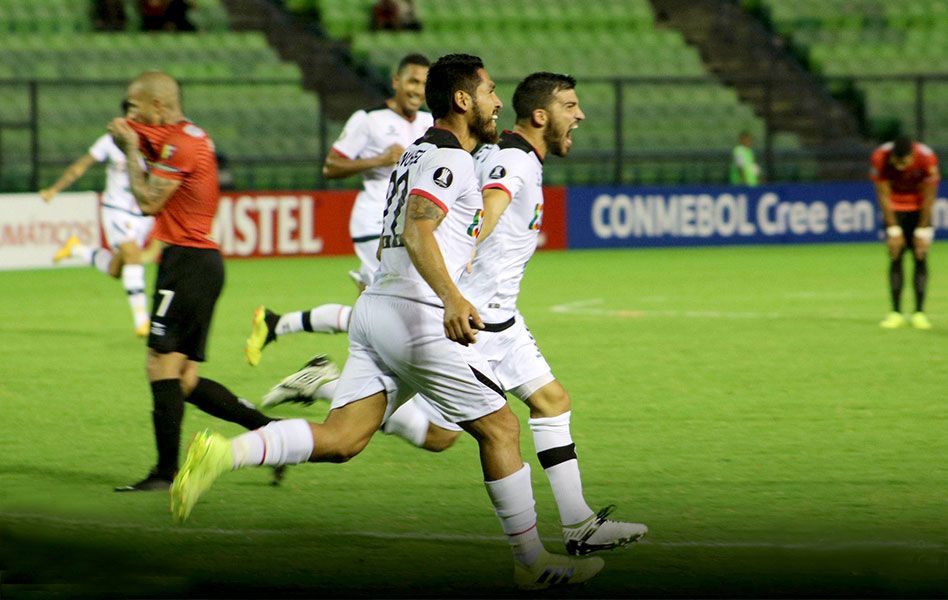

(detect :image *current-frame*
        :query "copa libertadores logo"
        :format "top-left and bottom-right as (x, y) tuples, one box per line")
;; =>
(433, 167), (453, 188)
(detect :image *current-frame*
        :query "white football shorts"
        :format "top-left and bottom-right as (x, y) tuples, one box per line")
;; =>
(101, 206), (154, 250)
(352, 238), (381, 288)
(475, 312), (554, 399)
(331, 293), (508, 426)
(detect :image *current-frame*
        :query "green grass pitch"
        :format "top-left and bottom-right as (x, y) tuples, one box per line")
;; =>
(1, 244), (945, 598)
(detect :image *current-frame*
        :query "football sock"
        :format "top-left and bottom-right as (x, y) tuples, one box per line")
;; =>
(91, 248), (113, 274)
(889, 258), (904, 312)
(231, 419), (314, 468)
(530, 411), (595, 526)
(121, 264), (149, 328)
(485, 464), (544, 566)
(186, 378), (275, 430)
(151, 378), (184, 480)
(913, 257), (927, 312)
(315, 379), (338, 402)
(275, 304), (352, 336)
(381, 398), (430, 447)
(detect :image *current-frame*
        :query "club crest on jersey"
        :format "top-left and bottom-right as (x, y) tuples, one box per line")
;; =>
(160, 144), (176, 159)
(489, 165), (506, 179)
(433, 167), (453, 188)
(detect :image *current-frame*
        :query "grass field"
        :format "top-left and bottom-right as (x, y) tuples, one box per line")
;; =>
(1, 244), (946, 599)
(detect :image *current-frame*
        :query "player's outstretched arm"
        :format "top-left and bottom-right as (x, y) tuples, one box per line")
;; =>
(402, 195), (483, 345)
(322, 144), (404, 179)
(39, 154), (97, 202)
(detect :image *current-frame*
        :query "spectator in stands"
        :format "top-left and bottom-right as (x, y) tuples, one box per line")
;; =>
(371, 0), (421, 31)
(872, 135), (939, 330)
(729, 130), (760, 186)
(91, 0), (127, 31)
(139, 0), (195, 31)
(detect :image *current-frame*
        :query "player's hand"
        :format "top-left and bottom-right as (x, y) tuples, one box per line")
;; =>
(465, 246), (477, 273)
(886, 233), (905, 260)
(914, 227), (934, 260)
(443, 293), (483, 346)
(39, 188), (55, 203)
(107, 118), (139, 153)
(380, 144), (405, 166)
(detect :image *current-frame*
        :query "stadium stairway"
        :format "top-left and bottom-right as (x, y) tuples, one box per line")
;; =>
(219, 0), (382, 119)
(650, 0), (869, 179)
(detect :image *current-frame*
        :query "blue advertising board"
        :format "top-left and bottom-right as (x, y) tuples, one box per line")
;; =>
(566, 182), (948, 249)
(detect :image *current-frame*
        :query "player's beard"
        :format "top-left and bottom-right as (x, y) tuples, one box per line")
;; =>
(545, 117), (571, 158)
(471, 103), (499, 144)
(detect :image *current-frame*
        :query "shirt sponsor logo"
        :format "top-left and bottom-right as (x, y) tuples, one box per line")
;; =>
(489, 165), (506, 179)
(433, 167), (453, 188)
(183, 124), (206, 138)
(160, 144), (176, 160)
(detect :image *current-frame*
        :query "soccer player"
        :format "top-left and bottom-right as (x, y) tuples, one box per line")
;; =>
(244, 53), (433, 366)
(871, 135), (939, 329)
(107, 71), (282, 491)
(171, 55), (604, 590)
(44, 100), (154, 337)
(264, 73), (648, 557)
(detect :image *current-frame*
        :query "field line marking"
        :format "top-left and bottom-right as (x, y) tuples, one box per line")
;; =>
(550, 299), (781, 320)
(2, 512), (945, 551)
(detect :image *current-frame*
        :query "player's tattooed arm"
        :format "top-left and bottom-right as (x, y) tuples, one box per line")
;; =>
(402, 195), (483, 345)
(126, 156), (181, 215)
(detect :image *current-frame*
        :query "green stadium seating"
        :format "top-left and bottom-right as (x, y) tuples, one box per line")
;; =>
(753, 0), (948, 146)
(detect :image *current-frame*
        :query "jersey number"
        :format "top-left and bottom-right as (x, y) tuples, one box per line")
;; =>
(382, 169), (410, 245)
(155, 289), (175, 317)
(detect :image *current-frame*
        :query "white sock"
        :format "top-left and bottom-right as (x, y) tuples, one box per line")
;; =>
(230, 418), (313, 468)
(275, 305), (351, 336)
(484, 463), (544, 566)
(530, 411), (594, 526)
(75, 243), (93, 263)
(121, 264), (148, 328)
(381, 398), (430, 447)
(316, 379), (338, 402)
(91, 248), (113, 274)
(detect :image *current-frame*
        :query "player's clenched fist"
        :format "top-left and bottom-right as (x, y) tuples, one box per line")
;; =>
(107, 118), (139, 153)
(443, 293), (483, 346)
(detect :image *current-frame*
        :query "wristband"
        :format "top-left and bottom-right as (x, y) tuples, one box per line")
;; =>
(914, 227), (934, 242)
(886, 225), (903, 238)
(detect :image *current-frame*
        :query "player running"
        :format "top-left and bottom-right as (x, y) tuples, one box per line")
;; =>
(171, 55), (604, 590)
(263, 72), (647, 558)
(45, 100), (155, 337)
(244, 53), (433, 366)
(871, 135), (939, 329)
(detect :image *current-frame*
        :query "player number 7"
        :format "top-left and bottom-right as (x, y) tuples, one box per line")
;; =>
(155, 289), (175, 318)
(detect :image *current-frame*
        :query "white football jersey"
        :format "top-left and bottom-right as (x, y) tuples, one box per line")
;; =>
(89, 134), (140, 215)
(332, 105), (433, 239)
(366, 128), (482, 307)
(461, 131), (545, 323)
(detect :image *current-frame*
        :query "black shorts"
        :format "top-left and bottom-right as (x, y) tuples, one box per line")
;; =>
(895, 210), (921, 250)
(147, 245), (224, 362)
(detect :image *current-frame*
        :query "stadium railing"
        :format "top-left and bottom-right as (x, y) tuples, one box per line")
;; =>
(2, 73), (946, 192)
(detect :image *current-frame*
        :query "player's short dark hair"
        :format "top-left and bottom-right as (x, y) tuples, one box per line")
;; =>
(512, 72), (576, 121)
(892, 135), (913, 158)
(425, 53), (484, 120)
(397, 53), (430, 73)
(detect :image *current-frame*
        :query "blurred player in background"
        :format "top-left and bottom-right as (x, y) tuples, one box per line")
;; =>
(44, 100), (154, 337)
(264, 72), (648, 558)
(872, 135), (939, 329)
(108, 71), (281, 491)
(171, 54), (604, 590)
(244, 53), (433, 366)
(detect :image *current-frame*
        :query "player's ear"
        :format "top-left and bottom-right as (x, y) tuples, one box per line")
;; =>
(453, 89), (471, 113)
(531, 108), (548, 128)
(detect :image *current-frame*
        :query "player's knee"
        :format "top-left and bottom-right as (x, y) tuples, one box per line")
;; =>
(422, 426), (461, 452)
(526, 381), (571, 418)
(477, 406), (521, 446)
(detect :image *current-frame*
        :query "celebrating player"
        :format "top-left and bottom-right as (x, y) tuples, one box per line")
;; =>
(264, 73), (648, 557)
(171, 55), (604, 590)
(45, 100), (155, 337)
(108, 71), (282, 491)
(871, 135), (939, 329)
(244, 53), (433, 366)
